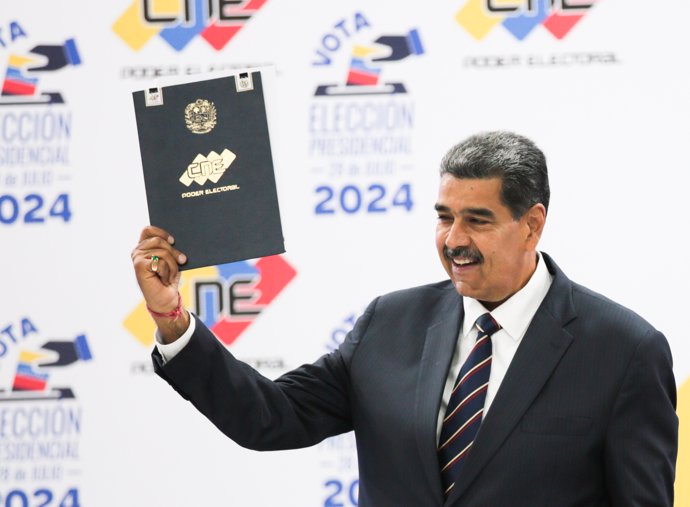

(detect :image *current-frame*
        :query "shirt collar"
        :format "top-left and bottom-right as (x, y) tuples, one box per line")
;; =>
(462, 252), (553, 341)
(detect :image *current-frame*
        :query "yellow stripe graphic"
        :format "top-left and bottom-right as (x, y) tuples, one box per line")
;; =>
(112, 0), (179, 51)
(677, 377), (690, 505)
(456, 0), (506, 40)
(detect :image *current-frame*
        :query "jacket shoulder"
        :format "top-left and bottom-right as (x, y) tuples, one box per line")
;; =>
(376, 280), (457, 308)
(569, 281), (658, 340)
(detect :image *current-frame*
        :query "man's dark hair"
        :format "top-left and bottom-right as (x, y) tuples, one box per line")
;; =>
(440, 131), (550, 219)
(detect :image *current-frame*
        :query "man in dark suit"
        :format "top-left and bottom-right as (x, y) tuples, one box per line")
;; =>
(132, 131), (677, 506)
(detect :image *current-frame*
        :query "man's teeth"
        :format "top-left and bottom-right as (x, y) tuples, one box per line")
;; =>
(453, 258), (475, 265)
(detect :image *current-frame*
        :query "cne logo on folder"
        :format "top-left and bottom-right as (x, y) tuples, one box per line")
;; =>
(180, 149), (236, 187)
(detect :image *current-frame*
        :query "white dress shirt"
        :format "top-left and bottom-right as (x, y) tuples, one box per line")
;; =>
(436, 252), (553, 441)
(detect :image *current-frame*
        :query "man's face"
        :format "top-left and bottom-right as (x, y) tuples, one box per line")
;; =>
(435, 175), (543, 309)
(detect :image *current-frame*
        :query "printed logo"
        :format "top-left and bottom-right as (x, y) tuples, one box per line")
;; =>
(0, 24), (81, 107)
(184, 98), (217, 134)
(124, 256), (296, 348)
(113, 0), (268, 52)
(0, 319), (92, 402)
(180, 149), (236, 187)
(0, 22), (82, 227)
(313, 13), (424, 96)
(456, 0), (597, 40)
(308, 13), (421, 218)
(0, 317), (91, 494)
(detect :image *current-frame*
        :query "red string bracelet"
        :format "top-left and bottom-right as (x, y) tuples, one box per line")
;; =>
(146, 293), (183, 319)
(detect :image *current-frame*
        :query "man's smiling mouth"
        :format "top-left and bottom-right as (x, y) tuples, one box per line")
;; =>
(444, 247), (483, 268)
(452, 258), (478, 266)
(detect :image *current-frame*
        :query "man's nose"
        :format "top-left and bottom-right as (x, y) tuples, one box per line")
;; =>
(445, 222), (471, 248)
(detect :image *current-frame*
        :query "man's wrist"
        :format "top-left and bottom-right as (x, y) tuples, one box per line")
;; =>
(155, 311), (196, 363)
(147, 293), (184, 320)
(155, 308), (191, 344)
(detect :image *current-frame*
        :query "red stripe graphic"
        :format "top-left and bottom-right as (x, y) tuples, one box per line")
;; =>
(13, 376), (48, 391)
(347, 70), (379, 86)
(3, 79), (36, 96)
(542, 13), (585, 39)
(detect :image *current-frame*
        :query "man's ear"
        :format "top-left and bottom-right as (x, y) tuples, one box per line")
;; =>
(524, 203), (546, 245)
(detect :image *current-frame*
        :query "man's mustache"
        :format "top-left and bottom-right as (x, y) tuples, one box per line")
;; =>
(444, 246), (483, 263)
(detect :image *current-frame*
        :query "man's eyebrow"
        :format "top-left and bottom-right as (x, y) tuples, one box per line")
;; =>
(433, 204), (495, 219)
(463, 207), (495, 219)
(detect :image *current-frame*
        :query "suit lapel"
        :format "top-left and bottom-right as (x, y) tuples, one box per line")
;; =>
(414, 287), (463, 505)
(446, 254), (578, 505)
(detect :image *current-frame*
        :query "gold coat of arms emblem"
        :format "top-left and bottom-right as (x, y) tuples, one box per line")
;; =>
(185, 99), (217, 134)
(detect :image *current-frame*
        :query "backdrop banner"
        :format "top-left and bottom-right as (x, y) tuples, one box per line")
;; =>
(1, 1), (688, 505)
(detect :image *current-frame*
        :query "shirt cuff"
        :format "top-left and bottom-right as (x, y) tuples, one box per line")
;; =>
(154, 314), (196, 364)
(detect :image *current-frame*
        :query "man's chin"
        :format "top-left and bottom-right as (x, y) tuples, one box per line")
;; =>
(452, 280), (478, 298)
(451, 281), (495, 304)
(454, 282), (509, 310)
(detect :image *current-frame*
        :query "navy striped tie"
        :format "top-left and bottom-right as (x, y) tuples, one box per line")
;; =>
(438, 312), (501, 497)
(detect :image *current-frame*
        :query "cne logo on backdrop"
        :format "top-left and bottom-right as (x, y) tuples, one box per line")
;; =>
(0, 317), (91, 498)
(113, 0), (267, 51)
(114, 0), (272, 80)
(457, 0), (597, 41)
(308, 12), (422, 219)
(456, 0), (619, 69)
(124, 256), (296, 371)
(0, 21), (81, 228)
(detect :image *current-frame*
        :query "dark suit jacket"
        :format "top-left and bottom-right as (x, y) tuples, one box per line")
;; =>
(153, 253), (678, 506)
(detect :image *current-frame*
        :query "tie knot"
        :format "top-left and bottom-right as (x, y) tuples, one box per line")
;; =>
(475, 313), (501, 337)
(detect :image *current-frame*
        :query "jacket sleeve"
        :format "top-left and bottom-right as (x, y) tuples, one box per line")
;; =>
(604, 329), (678, 506)
(152, 298), (377, 451)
